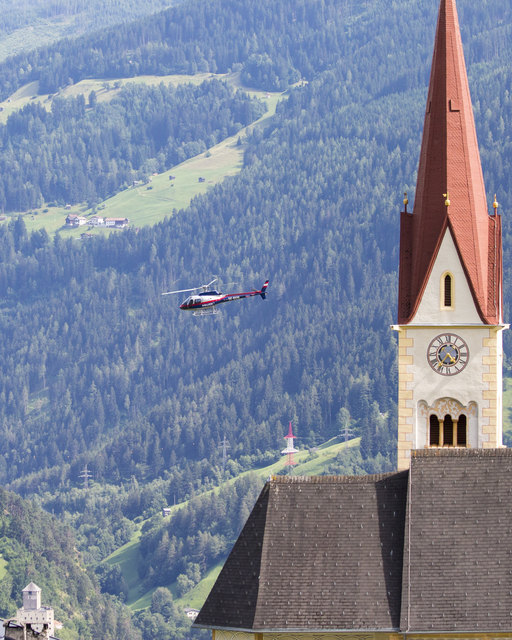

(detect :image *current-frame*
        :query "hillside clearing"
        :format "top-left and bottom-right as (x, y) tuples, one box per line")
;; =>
(175, 563), (223, 611)
(0, 71), (273, 123)
(0, 73), (283, 236)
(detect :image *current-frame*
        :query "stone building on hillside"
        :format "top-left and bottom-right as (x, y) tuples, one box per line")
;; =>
(1, 583), (57, 640)
(194, 1), (509, 639)
(16, 583), (55, 638)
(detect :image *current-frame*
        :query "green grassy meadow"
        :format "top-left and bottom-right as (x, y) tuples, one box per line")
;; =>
(105, 529), (143, 604)
(175, 563), (223, 611)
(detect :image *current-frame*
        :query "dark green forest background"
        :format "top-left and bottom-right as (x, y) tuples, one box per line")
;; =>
(0, 0), (510, 639)
(0, 0), (181, 61)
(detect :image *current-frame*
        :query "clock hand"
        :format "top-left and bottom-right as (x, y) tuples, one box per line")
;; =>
(437, 351), (456, 366)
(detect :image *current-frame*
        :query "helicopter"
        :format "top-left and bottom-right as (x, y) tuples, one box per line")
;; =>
(162, 278), (269, 316)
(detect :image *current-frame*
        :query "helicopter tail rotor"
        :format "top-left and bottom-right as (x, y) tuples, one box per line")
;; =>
(259, 280), (269, 299)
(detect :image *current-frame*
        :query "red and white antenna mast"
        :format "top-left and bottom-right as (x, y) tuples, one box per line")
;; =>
(281, 422), (298, 466)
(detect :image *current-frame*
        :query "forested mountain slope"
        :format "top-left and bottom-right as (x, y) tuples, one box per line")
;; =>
(0, 0), (180, 61)
(0, 0), (510, 100)
(0, 0), (510, 637)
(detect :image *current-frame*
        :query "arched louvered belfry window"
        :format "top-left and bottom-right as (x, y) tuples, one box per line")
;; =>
(430, 415), (440, 446)
(428, 413), (468, 448)
(443, 415), (454, 446)
(442, 272), (453, 308)
(457, 414), (467, 446)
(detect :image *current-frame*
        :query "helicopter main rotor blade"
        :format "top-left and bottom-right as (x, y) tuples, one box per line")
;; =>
(162, 278), (218, 296)
(161, 287), (197, 296)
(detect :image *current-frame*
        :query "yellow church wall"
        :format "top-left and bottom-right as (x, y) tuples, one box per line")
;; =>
(214, 630), (258, 640)
(212, 630), (512, 640)
(397, 326), (414, 470)
(261, 633), (398, 640)
(482, 326), (504, 448)
(405, 635), (512, 640)
(393, 224), (507, 469)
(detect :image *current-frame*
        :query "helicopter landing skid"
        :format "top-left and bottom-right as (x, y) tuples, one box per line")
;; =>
(193, 307), (220, 317)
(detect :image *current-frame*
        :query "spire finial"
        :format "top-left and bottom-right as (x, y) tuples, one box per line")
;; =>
(403, 192), (409, 214)
(443, 192), (450, 207)
(493, 194), (499, 213)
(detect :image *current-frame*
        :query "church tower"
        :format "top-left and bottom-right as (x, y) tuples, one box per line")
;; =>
(395, 0), (506, 471)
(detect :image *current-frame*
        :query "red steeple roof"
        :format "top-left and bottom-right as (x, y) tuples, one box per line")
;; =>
(398, 0), (502, 325)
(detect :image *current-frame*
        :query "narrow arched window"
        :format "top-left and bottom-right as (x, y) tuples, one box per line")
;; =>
(444, 274), (453, 307)
(430, 415), (440, 446)
(457, 414), (467, 446)
(443, 415), (454, 446)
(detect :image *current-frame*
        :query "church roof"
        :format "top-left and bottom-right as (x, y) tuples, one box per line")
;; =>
(195, 450), (512, 633)
(21, 584), (40, 593)
(398, 0), (502, 325)
(195, 472), (408, 631)
(402, 448), (512, 632)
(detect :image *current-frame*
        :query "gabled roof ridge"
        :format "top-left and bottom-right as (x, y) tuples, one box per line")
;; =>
(445, 216), (492, 324)
(413, 447), (511, 458)
(404, 217), (449, 323)
(270, 471), (406, 485)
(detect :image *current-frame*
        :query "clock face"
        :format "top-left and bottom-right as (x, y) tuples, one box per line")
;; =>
(427, 333), (469, 376)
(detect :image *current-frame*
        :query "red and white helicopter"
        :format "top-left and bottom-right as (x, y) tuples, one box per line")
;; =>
(162, 278), (269, 316)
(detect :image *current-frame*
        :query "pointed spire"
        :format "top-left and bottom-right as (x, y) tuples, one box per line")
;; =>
(398, 0), (502, 324)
